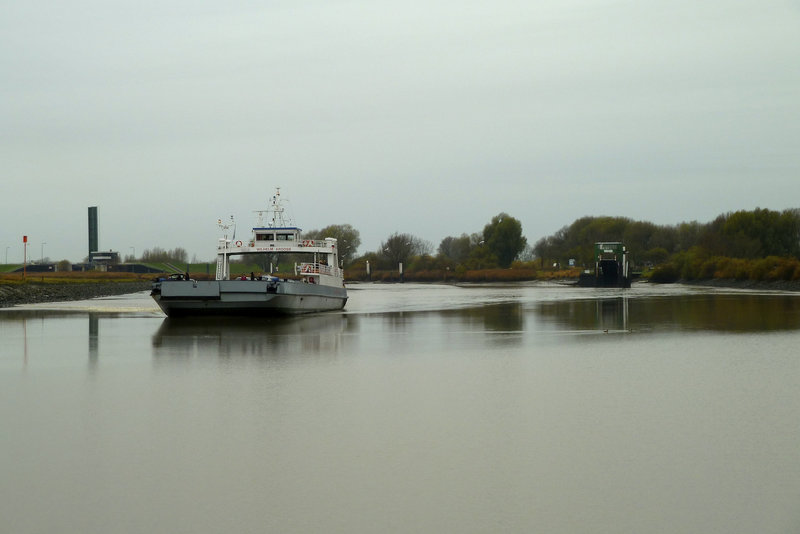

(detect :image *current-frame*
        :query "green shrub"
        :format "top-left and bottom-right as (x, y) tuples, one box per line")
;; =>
(751, 256), (779, 281)
(698, 258), (718, 279)
(649, 264), (679, 283)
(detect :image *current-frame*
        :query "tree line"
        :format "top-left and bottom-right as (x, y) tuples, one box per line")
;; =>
(134, 207), (800, 282)
(180, 215), (528, 277)
(343, 212), (528, 277)
(534, 208), (800, 265)
(133, 247), (189, 264)
(534, 208), (800, 282)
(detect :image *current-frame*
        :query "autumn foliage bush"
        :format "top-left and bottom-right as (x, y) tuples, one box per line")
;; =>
(649, 255), (800, 283)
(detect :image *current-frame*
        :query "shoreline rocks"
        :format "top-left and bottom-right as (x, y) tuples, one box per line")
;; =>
(0, 282), (152, 308)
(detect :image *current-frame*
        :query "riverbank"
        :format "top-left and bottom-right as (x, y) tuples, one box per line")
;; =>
(3, 276), (798, 309)
(676, 278), (800, 292)
(0, 281), (152, 308)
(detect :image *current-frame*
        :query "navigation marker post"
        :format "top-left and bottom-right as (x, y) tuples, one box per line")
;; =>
(22, 235), (27, 280)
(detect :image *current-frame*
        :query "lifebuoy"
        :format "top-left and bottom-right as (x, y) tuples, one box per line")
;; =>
(235, 240), (243, 247)
(302, 240), (313, 247)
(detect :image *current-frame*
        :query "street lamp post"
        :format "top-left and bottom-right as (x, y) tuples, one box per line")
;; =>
(5, 246), (8, 264)
(130, 246), (135, 262)
(41, 242), (47, 264)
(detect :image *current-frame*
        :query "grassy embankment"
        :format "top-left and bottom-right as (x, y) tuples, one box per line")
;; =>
(0, 271), (160, 307)
(351, 266), (582, 283)
(0, 271), (156, 285)
(2, 260), (587, 285)
(130, 262), (583, 283)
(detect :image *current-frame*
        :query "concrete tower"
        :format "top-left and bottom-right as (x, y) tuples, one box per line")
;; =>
(88, 206), (98, 256)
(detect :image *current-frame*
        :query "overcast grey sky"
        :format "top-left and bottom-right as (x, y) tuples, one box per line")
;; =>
(2, 0), (799, 263)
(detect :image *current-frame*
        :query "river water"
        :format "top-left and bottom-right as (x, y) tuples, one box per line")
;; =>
(1, 282), (799, 533)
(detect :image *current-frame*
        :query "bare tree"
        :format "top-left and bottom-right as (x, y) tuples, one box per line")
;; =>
(380, 232), (431, 268)
(303, 224), (362, 266)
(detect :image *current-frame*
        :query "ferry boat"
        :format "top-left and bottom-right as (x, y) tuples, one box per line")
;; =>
(151, 190), (348, 316)
(577, 241), (632, 288)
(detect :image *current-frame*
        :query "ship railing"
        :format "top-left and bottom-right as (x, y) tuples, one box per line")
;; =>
(217, 238), (336, 251)
(299, 239), (338, 249)
(298, 262), (341, 277)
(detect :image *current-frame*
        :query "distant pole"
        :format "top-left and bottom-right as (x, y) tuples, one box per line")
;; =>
(41, 242), (46, 263)
(4, 246), (8, 264)
(399, 262), (404, 283)
(366, 260), (371, 281)
(130, 246), (135, 261)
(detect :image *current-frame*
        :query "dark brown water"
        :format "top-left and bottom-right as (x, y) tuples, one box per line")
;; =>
(2, 283), (799, 533)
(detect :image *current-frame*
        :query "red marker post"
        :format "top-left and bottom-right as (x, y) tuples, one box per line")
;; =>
(23, 235), (27, 280)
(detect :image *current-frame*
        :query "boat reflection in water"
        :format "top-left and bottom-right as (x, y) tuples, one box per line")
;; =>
(0, 309), (146, 370)
(536, 292), (800, 333)
(151, 313), (353, 360)
(151, 291), (800, 361)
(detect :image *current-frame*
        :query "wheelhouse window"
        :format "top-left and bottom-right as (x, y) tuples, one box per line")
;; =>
(256, 233), (274, 241)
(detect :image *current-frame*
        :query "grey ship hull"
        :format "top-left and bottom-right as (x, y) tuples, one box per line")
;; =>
(151, 279), (347, 317)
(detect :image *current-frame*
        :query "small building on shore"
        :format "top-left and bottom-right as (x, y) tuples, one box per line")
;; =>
(89, 250), (120, 271)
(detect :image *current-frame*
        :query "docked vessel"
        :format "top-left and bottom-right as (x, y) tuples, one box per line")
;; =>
(151, 190), (348, 316)
(577, 242), (632, 288)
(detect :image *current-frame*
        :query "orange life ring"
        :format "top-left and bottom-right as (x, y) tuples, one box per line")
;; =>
(235, 240), (243, 247)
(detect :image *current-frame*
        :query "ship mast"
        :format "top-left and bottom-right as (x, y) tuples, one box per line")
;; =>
(217, 216), (235, 239)
(254, 187), (292, 228)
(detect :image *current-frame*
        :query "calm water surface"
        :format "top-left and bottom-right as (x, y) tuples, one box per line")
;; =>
(2, 282), (799, 533)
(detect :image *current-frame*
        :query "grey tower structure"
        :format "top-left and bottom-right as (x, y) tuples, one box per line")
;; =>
(88, 206), (98, 256)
